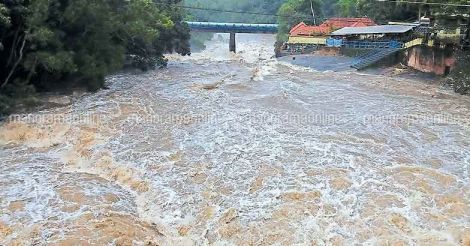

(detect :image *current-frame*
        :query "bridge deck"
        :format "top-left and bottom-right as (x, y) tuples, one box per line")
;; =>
(187, 22), (278, 34)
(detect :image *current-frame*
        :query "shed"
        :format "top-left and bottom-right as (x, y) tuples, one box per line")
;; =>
(330, 25), (416, 43)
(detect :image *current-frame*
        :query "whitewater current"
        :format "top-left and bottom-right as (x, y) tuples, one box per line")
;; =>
(0, 34), (469, 245)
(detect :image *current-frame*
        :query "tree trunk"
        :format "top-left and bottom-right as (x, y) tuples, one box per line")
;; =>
(310, 0), (316, 26)
(1, 34), (26, 89)
(7, 28), (20, 67)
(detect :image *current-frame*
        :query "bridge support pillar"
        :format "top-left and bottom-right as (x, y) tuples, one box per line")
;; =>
(229, 32), (236, 53)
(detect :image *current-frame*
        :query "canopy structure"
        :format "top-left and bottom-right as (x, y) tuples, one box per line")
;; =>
(331, 25), (415, 36)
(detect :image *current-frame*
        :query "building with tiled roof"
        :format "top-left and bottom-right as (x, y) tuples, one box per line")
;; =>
(322, 17), (376, 30)
(289, 17), (377, 37)
(289, 22), (331, 36)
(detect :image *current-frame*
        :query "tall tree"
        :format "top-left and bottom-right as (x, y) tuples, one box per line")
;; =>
(337, 0), (358, 17)
(277, 0), (323, 42)
(0, 3), (10, 52)
(184, 0), (285, 23)
(0, 3), (8, 27)
(359, 0), (419, 23)
(0, 0), (190, 114)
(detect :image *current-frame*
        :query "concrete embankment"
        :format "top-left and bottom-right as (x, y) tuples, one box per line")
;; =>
(285, 44), (458, 76)
(404, 45), (456, 75)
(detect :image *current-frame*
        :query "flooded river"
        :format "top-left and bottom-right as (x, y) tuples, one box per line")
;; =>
(1, 34), (469, 245)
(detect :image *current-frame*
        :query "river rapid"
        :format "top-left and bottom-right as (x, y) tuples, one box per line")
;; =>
(1, 34), (469, 245)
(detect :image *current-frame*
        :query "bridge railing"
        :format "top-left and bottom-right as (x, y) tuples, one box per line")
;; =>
(187, 22), (278, 33)
(326, 38), (405, 49)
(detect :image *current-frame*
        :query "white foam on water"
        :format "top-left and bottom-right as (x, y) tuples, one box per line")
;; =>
(1, 33), (470, 245)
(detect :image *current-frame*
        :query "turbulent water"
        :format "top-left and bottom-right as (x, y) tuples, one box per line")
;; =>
(1, 34), (470, 245)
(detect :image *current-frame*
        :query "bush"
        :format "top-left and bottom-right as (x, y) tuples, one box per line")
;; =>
(447, 50), (470, 95)
(0, 80), (37, 115)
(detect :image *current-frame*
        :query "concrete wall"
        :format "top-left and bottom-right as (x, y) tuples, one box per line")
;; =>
(404, 45), (456, 75)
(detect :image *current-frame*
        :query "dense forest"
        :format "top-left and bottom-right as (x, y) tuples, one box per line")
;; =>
(184, 0), (285, 23)
(0, 0), (190, 114)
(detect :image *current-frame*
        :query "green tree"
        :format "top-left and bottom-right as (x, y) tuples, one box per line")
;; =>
(337, 0), (358, 17)
(184, 0), (285, 23)
(0, 3), (9, 27)
(0, 0), (190, 114)
(0, 2), (10, 51)
(277, 0), (323, 42)
(357, 0), (418, 23)
(448, 50), (470, 95)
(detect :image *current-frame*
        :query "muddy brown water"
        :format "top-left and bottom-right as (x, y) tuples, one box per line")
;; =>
(1, 34), (469, 245)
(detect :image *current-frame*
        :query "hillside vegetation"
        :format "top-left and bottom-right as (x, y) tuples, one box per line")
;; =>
(0, 0), (190, 115)
(184, 0), (285, 23)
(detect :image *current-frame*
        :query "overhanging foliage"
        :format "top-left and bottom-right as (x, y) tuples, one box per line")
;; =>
(0, 0), (190, 114)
